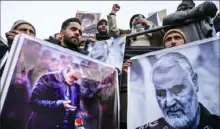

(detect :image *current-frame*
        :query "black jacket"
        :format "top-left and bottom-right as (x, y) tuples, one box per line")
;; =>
(213, 13), (220, 33)
(45, 36), (61, 45)
(136, 103), (220, 129)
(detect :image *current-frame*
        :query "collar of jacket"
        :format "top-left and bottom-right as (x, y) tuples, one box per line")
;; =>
(95, 32), (110, 41)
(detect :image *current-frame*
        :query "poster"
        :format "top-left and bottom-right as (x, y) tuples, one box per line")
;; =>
(0, 34), (119, 129)
(76, 11), (100, 39)
(87, 37), (126, 72)
(127, 37), (220, 129)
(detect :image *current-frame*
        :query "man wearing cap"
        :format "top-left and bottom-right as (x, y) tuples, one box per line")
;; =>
(6, 20), (36, 48)
(0, 20), (36, 77)
(123, 29), (186, 73)
(163, 29), (186, 48)
(0, 20), (36, 129)
(96, 19), (110, 41)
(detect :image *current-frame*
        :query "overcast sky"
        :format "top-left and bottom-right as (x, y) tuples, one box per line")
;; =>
(1, 1), (219, 40)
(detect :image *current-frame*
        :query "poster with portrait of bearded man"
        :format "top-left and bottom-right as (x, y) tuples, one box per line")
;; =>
(76, 11), (100, 39)
(127, 37), (220, 129)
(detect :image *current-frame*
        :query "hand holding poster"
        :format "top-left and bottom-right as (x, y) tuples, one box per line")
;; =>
(127, 37), (220, 129)
(87, 37), (126, 72)
(0, 34), (119, 129)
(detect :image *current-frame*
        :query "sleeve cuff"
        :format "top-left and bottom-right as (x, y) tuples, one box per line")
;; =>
(56, 100), (63, 107)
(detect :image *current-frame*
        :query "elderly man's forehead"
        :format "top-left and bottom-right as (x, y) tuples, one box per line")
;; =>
(152, 64), (189, 88)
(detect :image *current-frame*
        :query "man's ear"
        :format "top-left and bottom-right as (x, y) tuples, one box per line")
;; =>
(60, 29), (64, 37)
(192, 72), (199, 92)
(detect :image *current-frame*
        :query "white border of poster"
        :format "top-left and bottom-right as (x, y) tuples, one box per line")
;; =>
(0, 34), (120, 129)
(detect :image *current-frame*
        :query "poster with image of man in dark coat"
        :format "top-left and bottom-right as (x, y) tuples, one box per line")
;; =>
(0, 34), (119, 129)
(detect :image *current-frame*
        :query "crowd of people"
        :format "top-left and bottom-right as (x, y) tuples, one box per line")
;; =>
(0, 0), (219, 129)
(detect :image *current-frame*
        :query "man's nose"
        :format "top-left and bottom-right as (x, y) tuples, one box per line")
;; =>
(165, 92), (176, 107)
(74, 30), (80, 37)
(171, 39), (177, 47)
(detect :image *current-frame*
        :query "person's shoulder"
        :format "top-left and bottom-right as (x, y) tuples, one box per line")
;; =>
(136, 118), (167, 129)
(203, 113), (220, 128)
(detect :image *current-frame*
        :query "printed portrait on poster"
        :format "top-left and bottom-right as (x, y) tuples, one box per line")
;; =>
(76, 11), (100, 39)
(0, 34), (119, 129)
(127, 37), (220, 129)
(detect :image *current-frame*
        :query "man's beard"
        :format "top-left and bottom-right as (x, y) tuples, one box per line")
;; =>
(163, 94), (199, 129)
(63, 34), (79, 50)
(98, 27), (107, 34)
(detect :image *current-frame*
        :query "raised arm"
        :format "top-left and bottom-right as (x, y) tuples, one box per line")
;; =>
(107, 4), (121, 37)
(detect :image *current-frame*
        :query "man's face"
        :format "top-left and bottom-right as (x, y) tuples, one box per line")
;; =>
(152, 65), (198, 128)
(98, 21), (107, 33)
(82, 18), (92, 30)
(61, 22), (82, 48)
(66, 68), (82, 84)
(16, 23), (35, 37)
(164, 32), (185, 48)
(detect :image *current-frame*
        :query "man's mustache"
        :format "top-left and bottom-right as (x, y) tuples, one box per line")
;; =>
(164, 105), (185, 115)
(71, 36), (79, 42)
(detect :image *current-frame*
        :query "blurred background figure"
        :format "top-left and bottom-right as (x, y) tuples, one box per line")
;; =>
(163, 29), (186, 48)
(1, 20), (36, 77)
(45, 33), (62, 45)
(163, 0), (218, 43)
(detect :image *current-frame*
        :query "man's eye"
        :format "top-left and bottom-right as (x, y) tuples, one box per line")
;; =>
(169, 85), (184, 95)
(174, 36), (181, 40)
(70, 27), (77, 31)
(165, 37), (172, 42)
(156, 89), (166, 98)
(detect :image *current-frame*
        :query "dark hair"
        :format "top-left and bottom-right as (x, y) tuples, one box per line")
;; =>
(61, 18), (81, 30)
(129, 14), (145, 28)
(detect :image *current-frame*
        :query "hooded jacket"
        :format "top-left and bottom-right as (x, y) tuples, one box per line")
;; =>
(107, 13), (163, 46)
